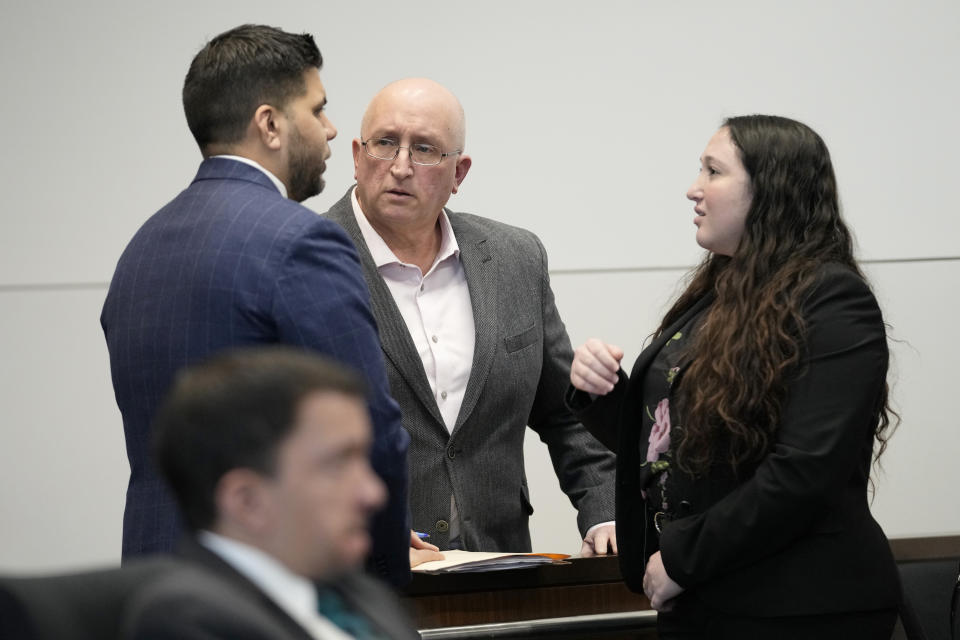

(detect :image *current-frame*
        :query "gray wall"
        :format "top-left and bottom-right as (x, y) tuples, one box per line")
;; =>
(1, 0), (957, 571)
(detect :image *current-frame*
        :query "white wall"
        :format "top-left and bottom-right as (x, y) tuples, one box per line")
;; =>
(1, 0), (957, 570)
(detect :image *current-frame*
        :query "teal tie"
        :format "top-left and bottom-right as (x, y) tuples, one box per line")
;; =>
(315, 587), (385, 640)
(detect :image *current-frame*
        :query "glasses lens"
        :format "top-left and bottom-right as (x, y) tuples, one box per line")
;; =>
(366, 138), (398, 160)
(409, 143), (442, 166)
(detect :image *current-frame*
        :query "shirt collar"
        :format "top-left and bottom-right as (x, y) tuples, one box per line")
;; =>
(198, 531), (316, 623)
(350, 186), (460, 272)
(213, 155), (288, 198)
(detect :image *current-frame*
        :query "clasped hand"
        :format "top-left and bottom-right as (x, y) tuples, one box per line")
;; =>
(570, 339), (624, 395)
(642, 551), (684, 611)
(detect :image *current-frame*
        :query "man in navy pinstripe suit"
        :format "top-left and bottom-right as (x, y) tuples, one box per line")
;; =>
(101, 24), (411, 586)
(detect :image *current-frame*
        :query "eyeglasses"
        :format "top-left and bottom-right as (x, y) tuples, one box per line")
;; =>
(361, 138), (461, 166)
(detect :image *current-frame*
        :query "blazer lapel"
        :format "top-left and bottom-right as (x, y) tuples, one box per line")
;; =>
(628, 292), (715, 386)
(175, 538), (316, 640)
(325, 191), (445, 428)
(449, 214), (497, 435)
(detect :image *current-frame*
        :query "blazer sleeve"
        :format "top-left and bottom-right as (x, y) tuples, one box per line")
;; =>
(565, 371), (630, 453)
(272, 217), (411, 586)
(526, 234), (617, 535)
(658, 266), (889, 588)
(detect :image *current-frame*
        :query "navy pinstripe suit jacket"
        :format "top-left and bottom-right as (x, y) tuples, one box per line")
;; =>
(101, 158), (410, 585)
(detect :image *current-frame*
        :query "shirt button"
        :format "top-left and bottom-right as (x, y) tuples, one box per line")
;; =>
(420, 284), (424, 292)
(440, 391), (448, 400)
(432, 335), (438, 343)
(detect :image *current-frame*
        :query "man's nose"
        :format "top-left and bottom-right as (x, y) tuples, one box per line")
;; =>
(323, 115), (337, 141)
(360, 465), (387, 512)
(390, 148), (414, 177)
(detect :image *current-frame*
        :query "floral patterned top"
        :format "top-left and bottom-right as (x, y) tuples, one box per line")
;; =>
(637, 309), (704, 522)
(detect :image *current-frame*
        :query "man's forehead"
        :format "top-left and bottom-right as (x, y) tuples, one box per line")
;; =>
(363, 89), (459, 139)
(291, 391), (370, 441)
(300, 67), (326, 98)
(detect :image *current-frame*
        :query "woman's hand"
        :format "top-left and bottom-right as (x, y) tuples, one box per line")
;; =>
(571, 338), (624, 395)
(642, 551), (684, 611)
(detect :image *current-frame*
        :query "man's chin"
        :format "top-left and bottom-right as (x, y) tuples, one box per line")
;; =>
(290, 178), (324, 203)
(337, 532), (372, 570)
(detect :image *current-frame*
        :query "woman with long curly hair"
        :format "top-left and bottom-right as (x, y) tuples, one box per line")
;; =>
(568, 115), (900, 638)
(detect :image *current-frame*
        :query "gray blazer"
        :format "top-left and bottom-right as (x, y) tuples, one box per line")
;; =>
(326, 188), (616, 552)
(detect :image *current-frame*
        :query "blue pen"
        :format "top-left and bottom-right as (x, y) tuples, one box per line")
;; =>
(414, 531), (430, 539)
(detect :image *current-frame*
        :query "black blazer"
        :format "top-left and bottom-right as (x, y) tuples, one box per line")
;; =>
(121, 538), (420, 640)
(569, 264), (901, 616)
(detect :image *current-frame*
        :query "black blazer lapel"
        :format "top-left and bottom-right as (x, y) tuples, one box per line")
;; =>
(627, 293), (715, 388)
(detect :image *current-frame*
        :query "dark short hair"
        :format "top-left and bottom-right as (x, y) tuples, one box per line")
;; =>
(182, 24), (322, 151)
(153, 347), (366, 531)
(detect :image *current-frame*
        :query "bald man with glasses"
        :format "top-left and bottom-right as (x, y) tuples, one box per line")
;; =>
(324, 78), (617, 559)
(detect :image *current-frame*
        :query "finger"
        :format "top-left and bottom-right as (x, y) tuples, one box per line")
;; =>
(606, 343), (625, 362)
(574, 339), (619, 374)
(579, 539), (595, 557)
(650, 594), (660, 610)
(570, 351), (619, 392)
(410, 548), (445, 568)
(587, 338), (624, 372)
(592, 531), (609, 556)
(570, 366), (613, 395)
(409, 531), (439, 550)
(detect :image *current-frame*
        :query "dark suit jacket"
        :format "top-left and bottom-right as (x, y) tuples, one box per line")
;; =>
(326, 188), (615, 552)
(569, 264), (901, 616)
(101, 158), (410, 584)
(121, 539), (420, 640)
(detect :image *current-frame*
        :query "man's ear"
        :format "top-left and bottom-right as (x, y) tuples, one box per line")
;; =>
(352, 138), (362, 181)
(252, 104), (284, 151)
(451, 154), (472, 194)
(214, 468), (274, 534)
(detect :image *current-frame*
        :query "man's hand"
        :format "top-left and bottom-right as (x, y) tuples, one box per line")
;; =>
(580, 523), (618, 556)
(570, 339), (624, 395)
(409, 530), (444, 568)
(642, 551), (684, 611)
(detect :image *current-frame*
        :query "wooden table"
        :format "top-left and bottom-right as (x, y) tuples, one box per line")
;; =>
(402, 555), (656, 638)
(401, 536), (960, 639)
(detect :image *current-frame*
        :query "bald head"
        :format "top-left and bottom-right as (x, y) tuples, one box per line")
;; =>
(361, 78), (466, 150)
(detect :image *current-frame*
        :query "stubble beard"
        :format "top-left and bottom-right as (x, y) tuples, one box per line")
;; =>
(287, 126), (326, 203)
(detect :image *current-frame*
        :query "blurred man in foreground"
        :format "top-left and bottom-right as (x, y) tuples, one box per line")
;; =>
(123, 347), (419, 639)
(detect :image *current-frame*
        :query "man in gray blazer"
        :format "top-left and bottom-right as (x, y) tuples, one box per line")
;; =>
(325, 78), (617, 557)
(123, 347), (419, 639)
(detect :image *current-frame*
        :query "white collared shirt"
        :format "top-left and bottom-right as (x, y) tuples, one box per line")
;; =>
(198, 531), (351, 640)
(212, 155), (288, 198)
(351, 188), (475, 433)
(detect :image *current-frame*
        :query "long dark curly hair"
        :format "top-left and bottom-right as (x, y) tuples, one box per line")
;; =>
(661, 115), (895, 474)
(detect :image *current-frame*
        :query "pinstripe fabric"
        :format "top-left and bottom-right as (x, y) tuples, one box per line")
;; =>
(101, 159), (410, 585)
(326, 188), (616, 552)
